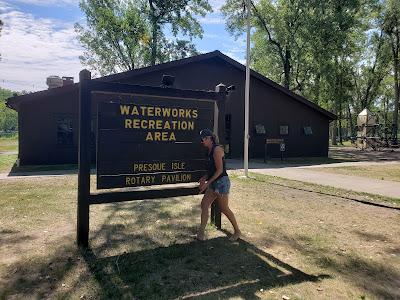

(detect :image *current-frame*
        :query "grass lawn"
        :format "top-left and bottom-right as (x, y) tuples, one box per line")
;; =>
(1, 173), (399, 299)
(0, 154), (17, 173)
(0, 136), (18, 153)
(0, 136), (18, 173)
(311, 164), (400, 182)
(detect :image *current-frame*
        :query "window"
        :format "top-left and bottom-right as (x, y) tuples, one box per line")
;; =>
(255, 124), (266, 134)
(56, 115), (73, 146)
(304, 126), (313, 135)
(280, 125), (289, 135)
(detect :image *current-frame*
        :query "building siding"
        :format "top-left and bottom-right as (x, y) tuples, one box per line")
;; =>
(16, 57), (331, 165)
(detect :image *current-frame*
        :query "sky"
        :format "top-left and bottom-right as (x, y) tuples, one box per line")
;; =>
(0, 0), (246, 92)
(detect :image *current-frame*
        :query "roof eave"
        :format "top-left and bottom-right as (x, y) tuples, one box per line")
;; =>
(5, 84), (78, 111)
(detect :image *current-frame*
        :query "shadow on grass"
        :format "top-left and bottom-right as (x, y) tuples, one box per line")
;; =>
(353, 230), (392, 243)
(0, 195), (328, 299)
(82, 237), (327, 300)
(7, 163), (78, 176)
(0, 242), (80, 299)
(329, 147), (400, 162)
(7, 163), (99, 176)
(1, 237), (327, 300)
(0, 229), (35, 246)
(279, 231), (400, 299)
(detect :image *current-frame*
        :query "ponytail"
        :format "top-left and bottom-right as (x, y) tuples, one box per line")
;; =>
(210, 133), (219, 145)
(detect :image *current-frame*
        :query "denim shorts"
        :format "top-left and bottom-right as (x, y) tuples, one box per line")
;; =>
(209, 176), (230, 194)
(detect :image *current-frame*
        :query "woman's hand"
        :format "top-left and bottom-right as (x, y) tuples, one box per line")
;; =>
(199, 181), (209, 193)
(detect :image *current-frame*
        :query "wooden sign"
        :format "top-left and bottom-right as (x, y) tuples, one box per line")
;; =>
(266, 138), (284, 144)
(96, 94), (215, 189)
(77, 70), (226, 247)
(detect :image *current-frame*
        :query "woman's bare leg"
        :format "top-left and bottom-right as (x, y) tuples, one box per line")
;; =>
(197, 189), (218, 240)
(216, 194), (241, 240)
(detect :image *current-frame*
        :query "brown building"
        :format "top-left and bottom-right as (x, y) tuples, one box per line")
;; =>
(6, 51), (336, 165)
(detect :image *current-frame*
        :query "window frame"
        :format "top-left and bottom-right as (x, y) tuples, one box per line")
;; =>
(55, 113), (74, 147)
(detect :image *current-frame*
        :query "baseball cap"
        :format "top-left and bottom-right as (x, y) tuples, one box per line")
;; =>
(199, 128), (214, 138)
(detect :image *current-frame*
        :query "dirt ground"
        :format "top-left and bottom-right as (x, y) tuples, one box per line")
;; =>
(0, 174), (399, 299)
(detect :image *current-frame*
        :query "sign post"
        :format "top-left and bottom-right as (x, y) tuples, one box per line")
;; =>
(264, 138), (285, 162)
(280, 142), (285, 161)
(77, 69), (91, 247)
(77, 70), (226, 247)
(210, 84), (226, 229)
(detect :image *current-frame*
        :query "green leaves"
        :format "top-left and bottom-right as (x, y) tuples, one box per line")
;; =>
(75, 0), (211, 74)
(0, 88), (17, 133)
(222, 0), (400, 142)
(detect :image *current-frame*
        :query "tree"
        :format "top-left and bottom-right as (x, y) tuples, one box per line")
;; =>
(382, 0), (400, 144)
(75, 0), (211, 75)
(222, 0), (379, 145)
(222, 0), (308, 90)
(75, 0), (150, 75)
(145, 0), (211, 65)
(0, 88), (17, 133)
(157, 38), (199, 63)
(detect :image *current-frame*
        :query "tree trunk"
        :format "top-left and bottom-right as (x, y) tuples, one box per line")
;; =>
(314, 73), (321, 105)
(383, 96), (389, 144)
(331, 121), (338, 146)
(338, 101), (343, 144)
(338, 75), (343, 144)
(332, 103), (338, 146)
(347, 103), (354, 138)
(391, 41), (399, 145)
(283, 49), (291, 89)
(392, 79), (399, 145)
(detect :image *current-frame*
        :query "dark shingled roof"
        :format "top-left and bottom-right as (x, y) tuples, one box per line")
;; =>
(6, 50), (336, 120)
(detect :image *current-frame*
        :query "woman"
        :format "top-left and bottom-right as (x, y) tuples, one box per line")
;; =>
(197, 128), (241, 241)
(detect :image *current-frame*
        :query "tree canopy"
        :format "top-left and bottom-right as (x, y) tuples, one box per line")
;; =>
(0, 88), (17, 133)
(222, 0), (400, 144)
(75, 0), (211, 75)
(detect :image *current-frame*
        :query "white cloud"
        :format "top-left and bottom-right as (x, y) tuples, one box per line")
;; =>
(0, 8), (84, 91)
(0, 0), (13, 11)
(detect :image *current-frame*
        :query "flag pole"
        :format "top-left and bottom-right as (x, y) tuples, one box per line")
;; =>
(244, 0), (250, 177)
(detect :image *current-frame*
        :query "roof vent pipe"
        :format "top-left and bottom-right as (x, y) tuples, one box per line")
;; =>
(46, 76), (63, 89)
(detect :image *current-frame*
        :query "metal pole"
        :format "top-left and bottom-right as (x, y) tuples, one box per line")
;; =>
(244, 0), (251, 177)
